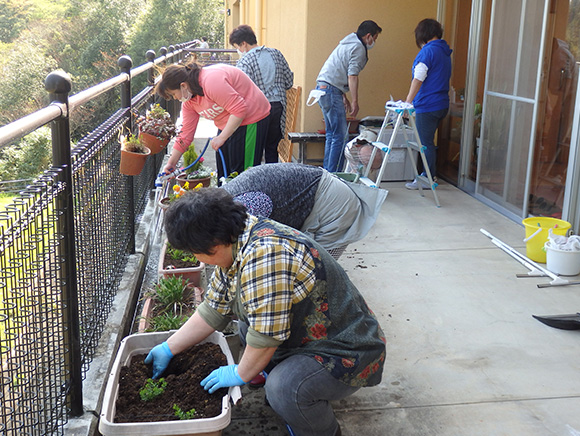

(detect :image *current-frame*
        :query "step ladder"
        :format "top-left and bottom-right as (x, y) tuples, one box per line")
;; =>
(358, 103), (440, 207)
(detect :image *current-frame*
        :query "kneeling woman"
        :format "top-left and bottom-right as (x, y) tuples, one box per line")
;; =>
(156, 61), (270, 180)
(146, 188), (386, 436)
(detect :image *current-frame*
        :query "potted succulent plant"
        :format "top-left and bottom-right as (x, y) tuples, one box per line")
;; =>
(136, 104), (177, 154)
(158, 239), (205, 287)
(120, 133), (151, 176)
(176, 144), (213, 188)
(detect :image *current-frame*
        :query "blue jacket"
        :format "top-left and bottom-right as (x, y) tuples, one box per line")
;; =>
(412, 39), (452, 113)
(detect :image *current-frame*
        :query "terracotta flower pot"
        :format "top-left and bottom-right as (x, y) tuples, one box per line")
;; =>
(139, 131), (169, 154)
(158, 197), (171, 210)
(176, 173), (211, 188)
(120, 147), (151, 176)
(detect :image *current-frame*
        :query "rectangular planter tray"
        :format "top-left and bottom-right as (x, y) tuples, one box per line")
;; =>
(99, 331), (242, 436)
(159, 239), (205, 287)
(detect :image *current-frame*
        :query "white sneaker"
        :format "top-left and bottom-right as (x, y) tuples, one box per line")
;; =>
(405, 177), (437, 190)
(405, 178), (432, 190)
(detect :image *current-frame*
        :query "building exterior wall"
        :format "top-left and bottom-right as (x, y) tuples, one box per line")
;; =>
(225, 0), (438, 134)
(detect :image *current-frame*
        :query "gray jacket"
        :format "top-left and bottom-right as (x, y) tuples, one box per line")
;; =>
(316, 33), (368, 93)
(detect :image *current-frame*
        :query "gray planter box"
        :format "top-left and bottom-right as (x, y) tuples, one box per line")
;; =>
(99, 331), (242, 436)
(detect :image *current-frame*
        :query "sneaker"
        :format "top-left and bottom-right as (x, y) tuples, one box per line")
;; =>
(249, 372), (266, 389)
(405, 177), (435, 190)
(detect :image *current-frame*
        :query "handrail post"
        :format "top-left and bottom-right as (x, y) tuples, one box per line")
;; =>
(146, 50), (156, 87)
(118, 55), (136, 254)
(159, 46), (178, 123)
(146, 49), (165, 112)
(45, 71), (83, 417)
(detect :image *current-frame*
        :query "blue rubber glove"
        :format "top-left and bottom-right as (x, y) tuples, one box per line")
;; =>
(200, 364), (245, 394)
(144, 341), (173, 379)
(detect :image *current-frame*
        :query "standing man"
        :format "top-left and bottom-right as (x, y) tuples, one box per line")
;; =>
(230, 25), (294, 163)
(315, 20), (382, 173)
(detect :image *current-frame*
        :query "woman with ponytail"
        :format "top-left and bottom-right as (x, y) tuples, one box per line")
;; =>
(156, 61), (271, 180)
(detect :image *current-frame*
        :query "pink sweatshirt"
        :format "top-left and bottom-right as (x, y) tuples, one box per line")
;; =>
(174, 64), (271, 153)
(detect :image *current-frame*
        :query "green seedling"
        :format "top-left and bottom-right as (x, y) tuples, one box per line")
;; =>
(155, 276), (188, 309)
(173, 404), (197, 420)
(139, 378), (167, 402)
(166, 244), (199, 265)
(149, 312), (189, 332)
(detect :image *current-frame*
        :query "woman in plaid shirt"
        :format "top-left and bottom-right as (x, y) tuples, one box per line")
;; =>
(146, 188), (386, 436)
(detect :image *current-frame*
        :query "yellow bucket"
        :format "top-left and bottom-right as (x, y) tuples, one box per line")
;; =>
(522, 217), (571, 263)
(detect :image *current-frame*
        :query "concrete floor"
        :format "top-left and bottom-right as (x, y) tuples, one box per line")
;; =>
(134, 120), (580, 436)
(219, 179), (580, 436)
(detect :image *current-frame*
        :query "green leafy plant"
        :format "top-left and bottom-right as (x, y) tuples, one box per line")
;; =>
(173, 404), (197, 420)
(182, 144), (212, 179)
(139, 378), (167, 402)
(155, 276), (189, 309)
(120, 132), (148, 154)
(166, 244), (199, 265)
(149, 312), (189, 331)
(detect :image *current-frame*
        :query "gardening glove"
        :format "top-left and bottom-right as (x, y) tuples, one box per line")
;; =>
(144, 341), (173, 379)
(200, 364), (245, 394)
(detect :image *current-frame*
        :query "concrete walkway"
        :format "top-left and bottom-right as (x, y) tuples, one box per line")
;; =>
(182, 119), (580, 435)
(71, 119), (579, 436)
(214, 168), (580, 434)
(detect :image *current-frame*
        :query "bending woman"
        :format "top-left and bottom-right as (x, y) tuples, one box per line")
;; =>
(222, 163), (388, 252)
(156, 61), (270, 180)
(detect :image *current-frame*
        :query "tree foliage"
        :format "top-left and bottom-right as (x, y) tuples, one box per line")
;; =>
(0, 0), (30, 43)
(0, 38), (58, 123)
(0, 0), (224, 182)
(128, 0), (224, 63)
(0, 127), (52, 182)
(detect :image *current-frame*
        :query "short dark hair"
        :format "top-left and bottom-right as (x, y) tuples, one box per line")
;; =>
(229, 24), (257, 46)
(165, 188), (248, 255)
(155, 61), (204, 100)
(201, 36), (208, 42)
(414, 19), (443, 48)
(356, 20), (382, 38)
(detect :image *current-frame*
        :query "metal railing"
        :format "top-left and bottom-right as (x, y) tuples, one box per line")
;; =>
(186, 47), (238, 66)
(0, 41), (195, 435)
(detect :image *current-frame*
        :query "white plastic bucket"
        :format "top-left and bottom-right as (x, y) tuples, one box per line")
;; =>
(544, 241), (580, 276)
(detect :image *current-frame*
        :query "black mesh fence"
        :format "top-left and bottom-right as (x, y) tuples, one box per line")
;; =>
(0, 47), (181, 434)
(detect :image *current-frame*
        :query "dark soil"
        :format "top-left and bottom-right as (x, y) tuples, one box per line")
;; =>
(163, 251), (200, 269)
(114, 342), (228, 423)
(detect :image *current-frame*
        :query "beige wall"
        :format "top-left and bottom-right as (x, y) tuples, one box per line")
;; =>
(226, 0), (438, 151)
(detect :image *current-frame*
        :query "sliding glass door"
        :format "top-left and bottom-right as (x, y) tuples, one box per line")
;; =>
(475, 0), (548, 220)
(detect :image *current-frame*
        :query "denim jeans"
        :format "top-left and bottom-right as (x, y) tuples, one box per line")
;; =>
(317, 82), (348, 173)
(415, 107), (448, 177)
(238, 322), (359, 435)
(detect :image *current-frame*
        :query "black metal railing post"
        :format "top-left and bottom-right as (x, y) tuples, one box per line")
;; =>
(44, 70), (83, 417)
(146, 49), (165, 113)
(158, 46), (177, 123)
(118, 55), (136, 254)
(146, 50), (156, 87)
